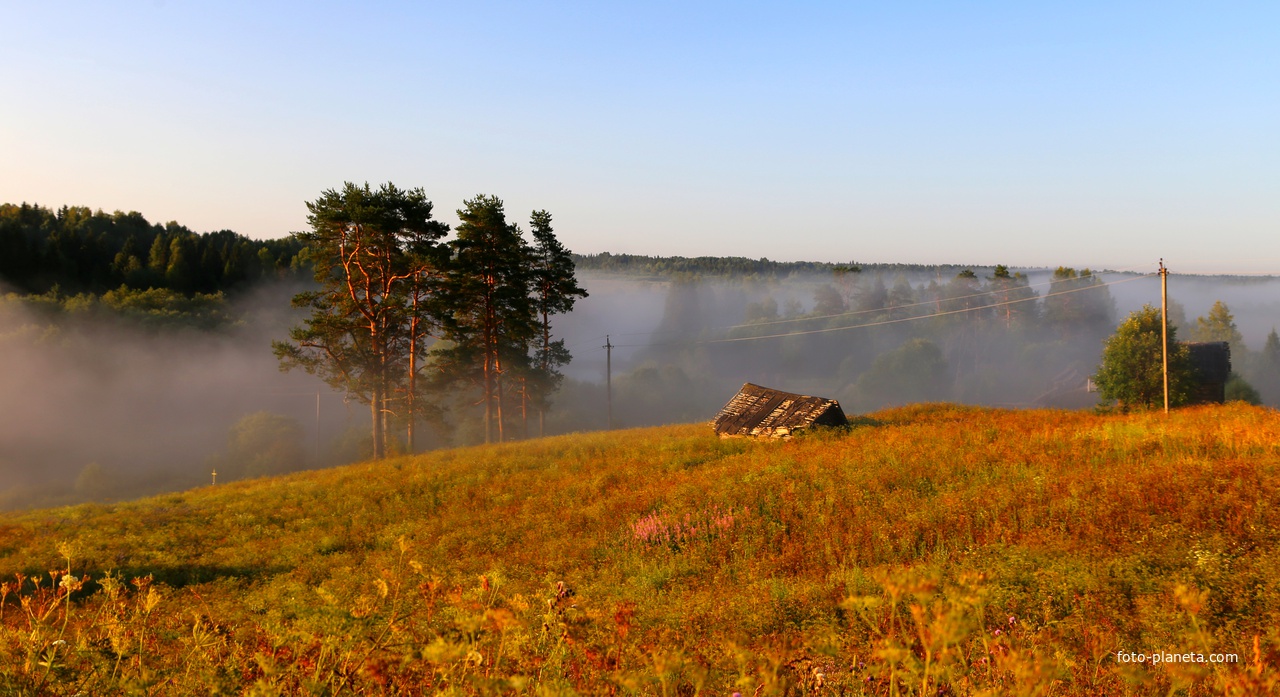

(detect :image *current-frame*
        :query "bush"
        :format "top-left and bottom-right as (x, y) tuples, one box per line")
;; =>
(1226, 373), (1262, 404)
(220, 411), (307, 480)
(856, 338), (950, 407)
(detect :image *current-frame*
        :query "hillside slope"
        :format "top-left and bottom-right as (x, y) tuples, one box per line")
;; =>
(1, 404), (1278, 695)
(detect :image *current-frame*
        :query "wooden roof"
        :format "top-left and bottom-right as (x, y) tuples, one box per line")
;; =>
(712, 383), (847, 438)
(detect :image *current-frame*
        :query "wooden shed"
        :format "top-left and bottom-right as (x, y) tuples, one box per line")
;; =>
(712, 383), (848, 439)
(1185, 341), (1231, 404)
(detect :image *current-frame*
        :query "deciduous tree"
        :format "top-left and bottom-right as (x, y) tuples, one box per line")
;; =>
(1191, 300), (1245, 350)
(1094, 305), (1194, 410)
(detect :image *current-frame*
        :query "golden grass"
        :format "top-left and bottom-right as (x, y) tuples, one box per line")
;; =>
(1, 404), (1278, 695)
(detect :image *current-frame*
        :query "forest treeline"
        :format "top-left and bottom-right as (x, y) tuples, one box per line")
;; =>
(572, 251), (994, 279)
(0, 202), (308, 295)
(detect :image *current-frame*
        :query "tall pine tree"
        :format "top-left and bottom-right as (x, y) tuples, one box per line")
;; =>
(438, 195), (538, 444)
(273, 182), (448, 458)
(527, 210), (587, 436)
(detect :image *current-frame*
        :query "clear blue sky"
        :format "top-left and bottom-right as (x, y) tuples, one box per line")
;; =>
(4, 2), (1277, 273)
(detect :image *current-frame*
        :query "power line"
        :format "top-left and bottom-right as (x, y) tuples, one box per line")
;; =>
(719, 267), (1155, 332)
(564, 335), (608, 351)
(707, 273), (1157, 344)
(609, 272), (1158, 347)
(599, 266), (1164, 342)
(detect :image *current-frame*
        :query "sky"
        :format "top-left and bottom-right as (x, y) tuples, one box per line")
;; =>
(3, 1), (1278, 273)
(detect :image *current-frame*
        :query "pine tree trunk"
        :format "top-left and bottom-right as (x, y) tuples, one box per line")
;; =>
(381, 392), (390, 456)
(407, 293), (418, 454)
(370, 386), (383, 459)
(495, 354), (506, 443)
(538, 309), (550, 439)
(520, 377), (529, 440)
(377, 334), (392, 458)
(483, 350), (493, 444)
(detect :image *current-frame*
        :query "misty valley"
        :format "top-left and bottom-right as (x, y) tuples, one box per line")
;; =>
(3, 202), (1280, 510)
(2, 202), (1280, 694)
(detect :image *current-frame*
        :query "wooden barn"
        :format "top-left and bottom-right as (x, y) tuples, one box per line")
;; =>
(1185, 341), (1231, 404)
(712, 383), (848, 439)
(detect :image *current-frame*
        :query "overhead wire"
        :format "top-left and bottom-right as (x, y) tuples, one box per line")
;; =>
(564, 335), (608, 351)
(609, 272), (1158, 347)
(719, 266), (1156, 331)
(603, 265), (1159, 342)
(706, 272), (1157, 343)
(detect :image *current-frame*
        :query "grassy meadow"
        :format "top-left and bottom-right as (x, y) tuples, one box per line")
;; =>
(1, 403), (1278, 695)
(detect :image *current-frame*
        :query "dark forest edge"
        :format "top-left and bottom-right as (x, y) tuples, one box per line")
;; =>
(572, 251), (1280, 282)
(0, 203), (308, 298)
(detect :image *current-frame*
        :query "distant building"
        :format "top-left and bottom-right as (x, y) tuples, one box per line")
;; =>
(1185, 341), (1231, 404)
(712, 383), (848, 439)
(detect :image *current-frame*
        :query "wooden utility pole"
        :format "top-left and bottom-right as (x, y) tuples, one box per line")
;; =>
(1160, 259), (1169, 415)
(604, 335), (614, 429)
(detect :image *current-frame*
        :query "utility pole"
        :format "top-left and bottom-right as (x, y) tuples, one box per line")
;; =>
(604, 335), (614, 430)
(1160, 259), (1169, 415)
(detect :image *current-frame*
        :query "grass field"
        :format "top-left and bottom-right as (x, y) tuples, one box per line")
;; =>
(1, 403), (1278, 695)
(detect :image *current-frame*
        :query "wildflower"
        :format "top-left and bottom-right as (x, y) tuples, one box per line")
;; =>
(59, 574), (78, 590)
(555, 581), (575, 601)
(993, 629), (1002, 636)
(1008, 615), (1017, 626)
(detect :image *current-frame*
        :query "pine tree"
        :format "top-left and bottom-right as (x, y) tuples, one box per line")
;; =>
(438, 195), (538, 444)
(1256, 328), (1280, 406)
(527, 210), (587, 436)
(273, 182), (448, 459)
(1264, 328), (1280, 367)
(1043, 267), (1114, 335)
(988, 264), (1037, 327)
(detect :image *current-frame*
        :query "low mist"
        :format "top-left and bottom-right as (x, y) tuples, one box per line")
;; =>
(542, 268), (1280, 433)
(3, 266), (1279, 511)
(0, 282), (353, 509)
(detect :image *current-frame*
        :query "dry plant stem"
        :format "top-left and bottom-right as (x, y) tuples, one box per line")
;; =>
(331, 539), (409, 696)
